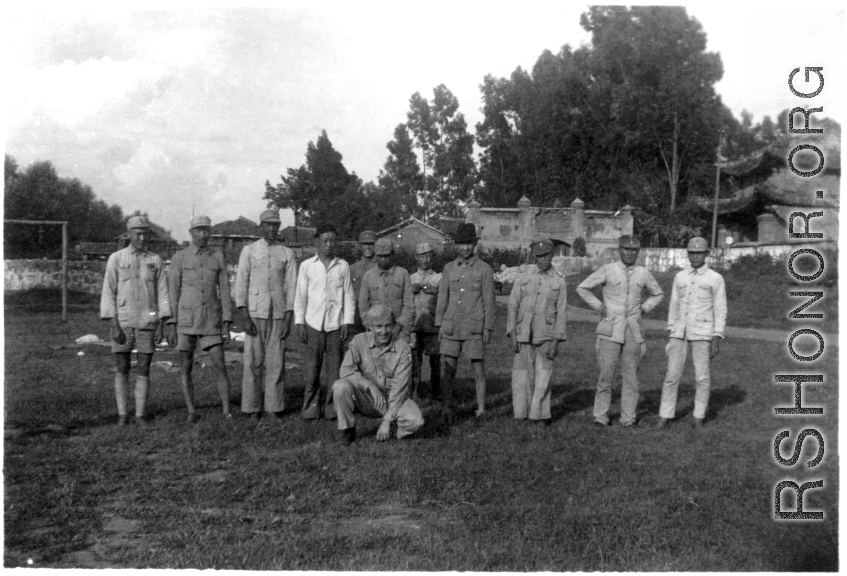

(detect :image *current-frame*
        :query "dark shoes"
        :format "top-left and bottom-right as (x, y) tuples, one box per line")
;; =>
(117, 415), (128, 427)
(593, 421), (609, 428)
(692, 417), (705, 429)
(339, 427), (357, 445)
(656, 418), (670, 428)
(135, 416), (149, 428)
(186, 413), (199, 424)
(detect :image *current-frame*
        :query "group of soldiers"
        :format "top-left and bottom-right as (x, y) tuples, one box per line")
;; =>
(100, 210), (727, 442)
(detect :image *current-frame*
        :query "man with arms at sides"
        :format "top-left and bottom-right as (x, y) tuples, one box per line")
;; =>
(507, 240), (567, 425)
(295, 224), (355, 420)
(166, 215), (234, 423)
(333, 304), (424, 444)
(657, 236), (727, 429)
(435, 223), (496, 424)
(234, 209), (298, 423)
(348, 230), (377, 341)
(100, 216), (171, 426)
(409, 242), (442, 401)
(358, 238), (414, 343)
(576, 235), (663, 428)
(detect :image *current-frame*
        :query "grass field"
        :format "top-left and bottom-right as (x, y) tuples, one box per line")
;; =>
(4, 289), (839, 570)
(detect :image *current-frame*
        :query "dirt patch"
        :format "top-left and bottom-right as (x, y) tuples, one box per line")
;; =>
(193, 469), (228, 482)
(332, 504), (426, 535)
(103, 515), (141, 534)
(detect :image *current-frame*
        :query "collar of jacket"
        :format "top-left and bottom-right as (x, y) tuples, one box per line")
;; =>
(378, 266), (396, 276)
(189, 244), (209, 255)
(260, 237), (278, 247)
(615, 260), (636, 273)
(309, 254), (341, 268)
(688, 264), (710, 275)
(457, 256), (478, 267)
(128, 245), (148, 255)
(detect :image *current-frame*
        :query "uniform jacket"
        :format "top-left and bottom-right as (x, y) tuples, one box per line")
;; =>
(100, 245), (171, 329)
(340, 332), (412, 423)
(293, 255), (355, 332)
(410, 268), (441, 332)
(359, 265), (415, 330)
(667, 265), (727, 340)
(507, 266), (568, 343)
(435, 256), (496, 341)
(234, 239), (298, 319)
(576, 261), (663, 344)
(168, 245), (232, 335)
(350, 257), (377, 329)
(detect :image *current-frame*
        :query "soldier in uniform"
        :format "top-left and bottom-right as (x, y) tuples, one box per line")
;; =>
(409, 242), (442, 401)
(166, 215), (234, 423)
(100, 216), (171, 426)
(435, 223), (496, 423)
(506, 240), (567, 425)
(576, 235), (663, 428)
(332, 304), (424, 444)
(657, 237), (727, 428)
(348, 230), (377, 340)
(234, 209), (299, 422)
(358, 238), (414, 343)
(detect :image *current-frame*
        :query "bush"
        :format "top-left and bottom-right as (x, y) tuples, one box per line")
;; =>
(572, 237), (587, 257)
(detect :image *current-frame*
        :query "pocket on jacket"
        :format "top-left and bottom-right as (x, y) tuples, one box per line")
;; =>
(442, 319), (454, 336)
(178, 304), (193, 327)
(471, 317), (484, 335)
(596, 317), (614, 337)
(117, 262), (132, 282)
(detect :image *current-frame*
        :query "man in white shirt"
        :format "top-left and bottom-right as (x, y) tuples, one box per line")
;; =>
(657, 236), (727, 429)
(294, 224), (355, 419)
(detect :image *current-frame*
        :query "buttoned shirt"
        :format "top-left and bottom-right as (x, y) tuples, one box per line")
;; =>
(435, 256), (496, 341)
(294, 254), (355, 332)
(350, 256), (377, 329)
(576, 261), (664, 344)
(167, 244), (232, 335)
(359, 265), (415, 330)
(100, 245), (171, 329)
(234, 239), (298, 319)
(507, 266), (568, 343)
(340, 331), (413, 423)
(410, 268), (441, 332)
(667, 265), (727, 340)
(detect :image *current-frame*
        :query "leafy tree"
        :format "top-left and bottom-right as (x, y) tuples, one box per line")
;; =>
(377, 123), (423, 219)
(4, 155), (125, 258)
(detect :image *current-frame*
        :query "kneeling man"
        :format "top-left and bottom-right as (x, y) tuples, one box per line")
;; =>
(333, 304), (424, 444)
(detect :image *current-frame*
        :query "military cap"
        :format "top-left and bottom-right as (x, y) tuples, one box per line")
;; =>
(126, 216), (151, 230)
(374, 238), (394, 256)
(364, 303), (395, 326)
(454, 223), (478, 243)
(687, 237), (709, 252)
(259, 209), (281, 224)
(532, 240), (553, 257)
(618, 235), (641, 248)
(189, 215), (211, 229)
(358, 230), (377, 244)
(415, 242), (434, 255)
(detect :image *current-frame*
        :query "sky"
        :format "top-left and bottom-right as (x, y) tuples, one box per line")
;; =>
(2, 1), (844, 241)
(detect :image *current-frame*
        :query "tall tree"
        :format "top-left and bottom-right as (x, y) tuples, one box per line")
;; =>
(378, 123), (423, 219)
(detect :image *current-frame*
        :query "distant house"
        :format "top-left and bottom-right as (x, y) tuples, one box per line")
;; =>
(76, 242), (118, 261)
(698, 130), (840, 247)
(279, 225), (317, 247)
(376, 218), (452, 254)
(115, 220), (180, 259)
(209, 216), (262, 262)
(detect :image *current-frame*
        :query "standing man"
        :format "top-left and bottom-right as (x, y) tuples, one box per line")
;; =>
(333, 305), (424, 444)
(409, 242), (442, 401)
(435, 223), (496, 423)
(358, 238), (414, 343)
(294, 224), (355, 420)
(166, 215), (234, 423)
(506, 240), (567, 425)
(100, 216), (171, 426)
(234, 209), (298, 422)
(348, 230), (377, 340)
(576, 235), (663, 428)
(657, 237), (727, 428)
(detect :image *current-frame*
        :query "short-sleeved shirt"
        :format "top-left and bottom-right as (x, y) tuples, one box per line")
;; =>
(359, 265), (415, 330)
(100, 245), (171, 329)
(435, 256), (496, 341)
(340, 332), (413, 422)
(168, 244), (232, 335)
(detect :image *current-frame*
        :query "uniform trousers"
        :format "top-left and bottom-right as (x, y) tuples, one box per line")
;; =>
(332, 378), (424, 438)
(659, 337), (712, 419)
(242, 317), (286, 414)
(594, 325), (644, 426)
(412, 332), (441, 399)
(511, 341), (555, 421)
(301, 324), (340, 419)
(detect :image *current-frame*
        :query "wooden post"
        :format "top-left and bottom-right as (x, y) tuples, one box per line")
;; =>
(711, 130), (725, 250)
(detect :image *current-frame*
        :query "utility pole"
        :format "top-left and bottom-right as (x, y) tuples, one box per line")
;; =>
(711, 129), (726, 250)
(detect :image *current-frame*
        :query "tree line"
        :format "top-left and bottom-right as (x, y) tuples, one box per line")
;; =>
(265, 6), (833, 247)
